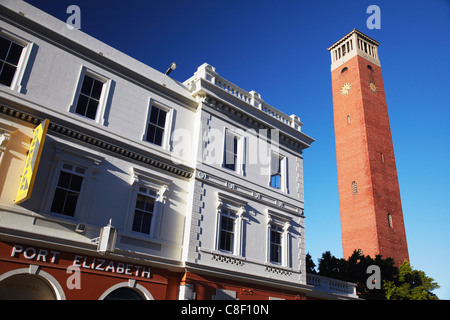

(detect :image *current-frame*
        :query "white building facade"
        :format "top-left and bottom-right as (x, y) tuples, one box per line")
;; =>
(0, 0), (357, 300)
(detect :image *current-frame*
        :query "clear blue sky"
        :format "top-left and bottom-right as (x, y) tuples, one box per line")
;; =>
(25, 0), (450, 299)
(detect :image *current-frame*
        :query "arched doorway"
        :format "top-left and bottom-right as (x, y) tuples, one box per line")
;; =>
(0, 274), (56, 300)
(103, 287), (144, 300)
(99, 282), (154, 300)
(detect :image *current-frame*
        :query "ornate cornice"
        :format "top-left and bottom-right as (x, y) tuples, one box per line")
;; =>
(0, 104), (193, 179)
(201, 95), (312, 152)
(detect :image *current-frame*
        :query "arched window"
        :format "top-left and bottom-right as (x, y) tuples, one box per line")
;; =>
(0, 274), (56, 300)
(352, 181), (358, 195)
(341, 67), (348, 74)
(388, 213), (393, 228)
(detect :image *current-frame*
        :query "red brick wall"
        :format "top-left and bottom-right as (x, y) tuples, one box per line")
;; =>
(331, 55), (409, 265)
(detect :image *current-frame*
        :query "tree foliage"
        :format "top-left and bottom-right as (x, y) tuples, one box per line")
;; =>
(307, 250), (439, 300)
(383, 260), (440, 300)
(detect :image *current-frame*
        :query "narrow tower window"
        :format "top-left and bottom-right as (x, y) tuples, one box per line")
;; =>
(388, 213), (393, 228)
(380, 152), (384, 163)
(352, 181), (358, 195)
(347, 115), (351, 124)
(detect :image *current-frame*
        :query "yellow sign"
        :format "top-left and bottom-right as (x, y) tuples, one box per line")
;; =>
(15, 119), (50, 204)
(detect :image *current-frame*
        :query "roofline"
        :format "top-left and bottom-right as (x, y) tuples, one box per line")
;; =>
(327, 28), (380, 51)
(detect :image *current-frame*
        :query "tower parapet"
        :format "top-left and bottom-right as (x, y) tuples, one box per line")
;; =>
(327, 29), (380, 71)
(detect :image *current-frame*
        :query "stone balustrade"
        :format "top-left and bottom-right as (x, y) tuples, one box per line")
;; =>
(184, 63), (303, 132)
(306, 273), (359, 298)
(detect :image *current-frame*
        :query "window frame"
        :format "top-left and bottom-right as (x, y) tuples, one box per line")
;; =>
(214, 194), (246, 256)
(266, 210), (291, 267)
(70, 67), (111, 124)
(0, 30), (34, 92)
(222, 128), (245, 175)
(131, 186), (158, 235)
(40, 141), (103, 222)
(218, 207), (236, 253)
(143, 100), (172, 149)
(269, 223), (283, 264)
(49, 162), (86, 218)
(269, 151), (287, 192)
(124, 167), (170, 239)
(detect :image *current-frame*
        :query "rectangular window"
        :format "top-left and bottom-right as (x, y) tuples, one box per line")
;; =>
(224, 131), (238, 171)
(0, 35), (25, 87)
(270, 224), (283, 264)
(145, 105), (167, 146)
(132, 187), (157, 235)
(50, 163), (85, 217)
(75, 74), (105, 120)
(270, 154), (282, 189)
(219, 208), (236, 253)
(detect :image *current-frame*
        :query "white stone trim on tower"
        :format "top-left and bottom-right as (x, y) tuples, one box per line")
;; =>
(327, 29), (381, 71)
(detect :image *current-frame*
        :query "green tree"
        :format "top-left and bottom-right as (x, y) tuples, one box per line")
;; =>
(317, 251), (345, 280)
(305, 252), (317, 274)
(383, 260), (440, 300)
(314, 250), (439, 300)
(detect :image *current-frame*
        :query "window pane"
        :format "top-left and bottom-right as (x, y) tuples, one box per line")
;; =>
(85, 99), (98, 120)
(149, 107), (159, 125)
(69, 174), (83, 192)
(132, 209), (152, 234)
(0, 37), (10, 60)
(0, 63), (16, 86)
(157, 109), (167, 127)
(271, 230), (281, 244)
(220, 230), (232, 252)
(132, 210), (143, 232)
(136, 194), (146, 210)
(57, 171), (71, 189)
(141, 212), (152, 234)
(91, 79), (103, 100)
(6, 42), (24, 65)
(271, 154), (281, 175)
(270, 244), (281, 263)
(224, 216), (234, 232)
(63, 191), (78, 216)
(75, 94), (89, 116)
(146, 124), (156, 144)
(224, 134), (237, 168)
(146, 124), (156, 143)
(80, 75), (94, 95)
(270, 174), (280, 188)
(154, 127), (164, 146)
(270, 225), (282, 263)
(62, 163), (73, 171)
(50, 188), (67, 214)
(219, 214), (234, 252)
(144, 196), (155, 212)
(75, 167), (85, 175)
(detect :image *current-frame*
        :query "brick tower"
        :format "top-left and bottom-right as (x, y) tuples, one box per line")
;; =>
(327, 29), (409, 265)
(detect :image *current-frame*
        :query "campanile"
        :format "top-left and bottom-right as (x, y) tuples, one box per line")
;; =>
(327, 29), (409, 265)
